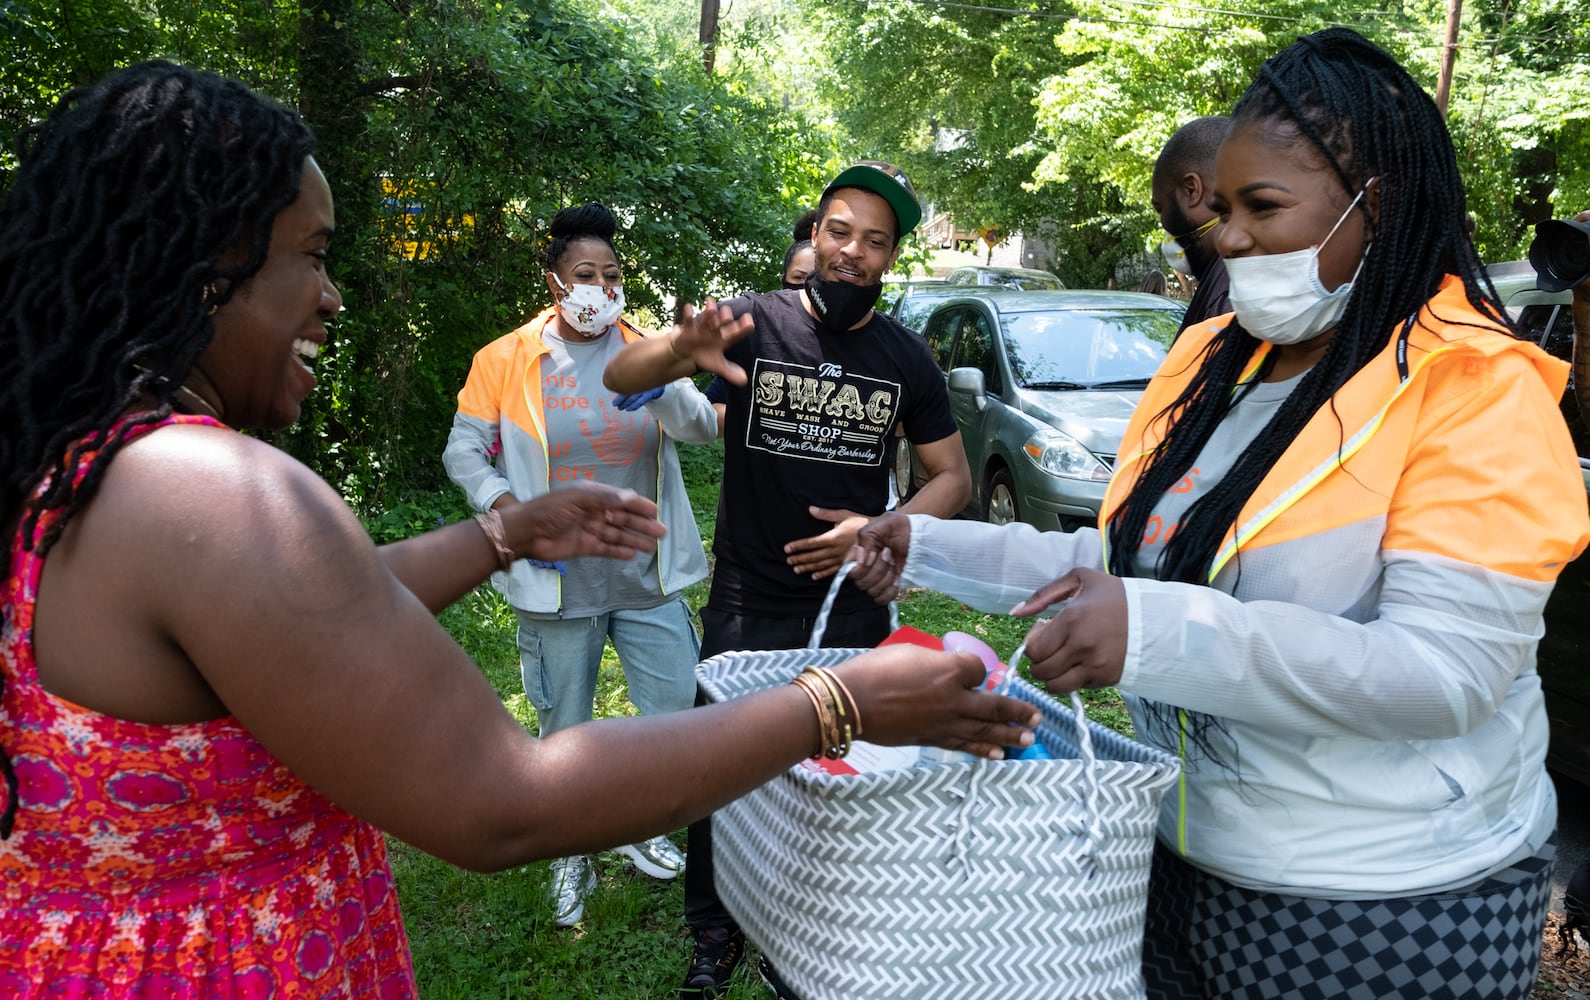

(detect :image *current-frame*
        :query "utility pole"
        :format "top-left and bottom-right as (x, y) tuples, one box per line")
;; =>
(700, 0), (721, 75)
(1434, 0), (1463, 116)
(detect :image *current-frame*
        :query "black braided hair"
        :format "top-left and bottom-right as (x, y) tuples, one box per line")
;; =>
(0, 60), (314, 837)
(1104, 29), (1509, 756)
(1107, 27), (1507, 589)
(543, 202), (618, 271)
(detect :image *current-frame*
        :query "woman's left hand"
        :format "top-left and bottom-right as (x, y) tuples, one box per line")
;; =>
(501, 483), (665, 563)
(1013, 568), (1128, 694)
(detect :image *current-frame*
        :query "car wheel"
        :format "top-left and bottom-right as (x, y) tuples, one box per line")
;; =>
(893, 436), (916, 505)
(985, 468), (1019, 526)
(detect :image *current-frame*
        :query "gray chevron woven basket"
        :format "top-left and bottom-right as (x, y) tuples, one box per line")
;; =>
(697, 647), (1181, 1000)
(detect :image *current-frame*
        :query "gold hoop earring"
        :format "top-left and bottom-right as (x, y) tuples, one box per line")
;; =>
(203, 282), (220, 316)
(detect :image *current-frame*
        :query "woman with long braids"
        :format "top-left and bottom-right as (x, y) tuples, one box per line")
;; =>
(850, 28), (1589, 999)
(0, 62), (1039, 995)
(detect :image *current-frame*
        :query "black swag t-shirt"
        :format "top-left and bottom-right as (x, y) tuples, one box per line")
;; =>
(708, 289), (957, 617)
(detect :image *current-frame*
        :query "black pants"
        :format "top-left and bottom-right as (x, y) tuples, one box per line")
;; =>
(683, 604), (891, 932)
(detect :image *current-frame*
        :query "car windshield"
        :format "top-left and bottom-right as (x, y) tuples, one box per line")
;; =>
(990, 273), (1063, 290)
(1000, 308), (1177, 387)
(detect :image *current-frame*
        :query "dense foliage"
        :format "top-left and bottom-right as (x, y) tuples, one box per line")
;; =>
(804, 0), (1590, 286)
(0, 0), (836, 506)
(3, 0), (1584, 506)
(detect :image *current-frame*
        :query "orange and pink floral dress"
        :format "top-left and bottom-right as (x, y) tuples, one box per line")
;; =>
(0, 415), (418, 997)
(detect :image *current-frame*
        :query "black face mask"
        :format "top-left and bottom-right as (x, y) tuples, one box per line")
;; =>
(804, 271), (883, 332)
(783, 279), (805, 291)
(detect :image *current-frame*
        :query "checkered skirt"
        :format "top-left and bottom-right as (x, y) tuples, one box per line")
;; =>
(1142, 840), (1554, 999)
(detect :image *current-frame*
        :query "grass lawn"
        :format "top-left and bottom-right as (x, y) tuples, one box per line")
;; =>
(392, 439), (1131, 998)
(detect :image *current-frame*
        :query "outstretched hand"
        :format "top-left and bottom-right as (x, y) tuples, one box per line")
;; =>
(845, 511), (913, 603)
(785, 506), (869, 580)
(499, 483), (665, 564)
(672, 299), (755, 386)
(832, 644), (1041, 760)
(1012, 567), (1128, 695)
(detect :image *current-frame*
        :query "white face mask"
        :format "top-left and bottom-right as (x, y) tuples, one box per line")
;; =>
(1160, 237), (1194, 275)
(551, 274), (624, 336)
(1158, 216), (1217, 276)
(1225, 181), (1374, 346)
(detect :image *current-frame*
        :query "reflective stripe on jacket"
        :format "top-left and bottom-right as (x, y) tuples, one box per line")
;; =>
(901, 276), (1590, 895)
(441, 308), (714, 612)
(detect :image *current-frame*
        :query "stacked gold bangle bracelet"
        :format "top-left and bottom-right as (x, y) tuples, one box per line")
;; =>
(790, 666), (862, 760)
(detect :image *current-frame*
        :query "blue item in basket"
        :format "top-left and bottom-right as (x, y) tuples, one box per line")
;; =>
(1010, 740), (1053, 761)
(933, 630), (1051, 763)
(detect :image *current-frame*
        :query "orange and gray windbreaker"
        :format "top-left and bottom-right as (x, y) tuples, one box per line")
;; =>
(896, 276), (1590, 896)
(442, 307), (714, 613)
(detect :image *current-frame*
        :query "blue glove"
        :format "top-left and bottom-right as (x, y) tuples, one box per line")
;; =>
(612, 387), (665, 411)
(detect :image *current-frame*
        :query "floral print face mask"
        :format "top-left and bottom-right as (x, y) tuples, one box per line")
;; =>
(550, 273), (624, 336)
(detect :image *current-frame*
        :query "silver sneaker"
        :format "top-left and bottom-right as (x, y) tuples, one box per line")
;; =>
(613, 835), (685, 880)
(549, 854), (595, 927)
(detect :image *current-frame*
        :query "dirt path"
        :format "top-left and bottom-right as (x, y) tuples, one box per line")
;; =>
(1534, 913), (1588, 998)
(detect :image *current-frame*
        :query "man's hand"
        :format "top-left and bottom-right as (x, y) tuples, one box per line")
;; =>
(498, 483), (665, 564)
(672, 299), (755, 386)
(786, 506), (869, 580)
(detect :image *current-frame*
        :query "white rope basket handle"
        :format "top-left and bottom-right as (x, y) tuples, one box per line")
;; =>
(1005, 641), (1101, 861)
(807, 560), (897, 649)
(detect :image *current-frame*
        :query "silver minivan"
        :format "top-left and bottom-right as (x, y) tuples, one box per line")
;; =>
(902, 290), (1182, 530)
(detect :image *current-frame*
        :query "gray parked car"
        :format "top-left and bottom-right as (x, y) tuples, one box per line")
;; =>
(900, 290), (1181, 529)
(881, 279), (964, 334)
(944, 265), (1065, 291)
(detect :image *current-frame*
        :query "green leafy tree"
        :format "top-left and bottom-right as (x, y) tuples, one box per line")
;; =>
(0, 0), (840, 504)
(1447, 0), (1590, 259)
(800, 1), (1067, 272)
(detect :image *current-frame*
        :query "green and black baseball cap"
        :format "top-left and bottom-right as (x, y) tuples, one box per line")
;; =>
(823, 161), (922, 239)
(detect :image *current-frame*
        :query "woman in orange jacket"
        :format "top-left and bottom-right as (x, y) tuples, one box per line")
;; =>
(851, 28), (1589, 1000)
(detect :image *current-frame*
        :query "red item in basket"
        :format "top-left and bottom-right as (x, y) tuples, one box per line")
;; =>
(877, 625), (944, 651)
(795, 627), (943, 776)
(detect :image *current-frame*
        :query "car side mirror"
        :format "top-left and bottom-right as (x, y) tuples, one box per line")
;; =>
(947, 367), (988, 411)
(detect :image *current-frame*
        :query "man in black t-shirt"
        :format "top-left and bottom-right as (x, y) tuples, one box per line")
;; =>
(1151, 117), (1232, 334)
(605, 161), (971, 999)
